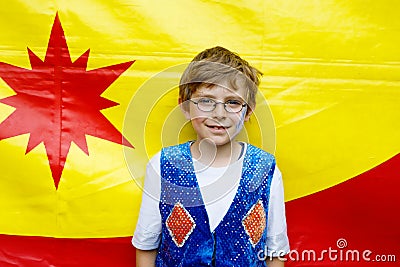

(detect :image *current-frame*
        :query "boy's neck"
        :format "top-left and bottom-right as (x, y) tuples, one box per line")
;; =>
(190, 140), (242, 167)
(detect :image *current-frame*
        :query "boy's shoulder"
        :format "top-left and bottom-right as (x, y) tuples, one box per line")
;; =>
(148, 142), (190, 166)
(160, 141), (192, 156)
(245, 143), (275, 161)
(159, 142), (193, 170)
(146, 142), (191, 175)
(161, 141), (191, 150)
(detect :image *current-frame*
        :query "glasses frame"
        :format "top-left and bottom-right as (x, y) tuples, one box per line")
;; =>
(188, 98), (247, 113)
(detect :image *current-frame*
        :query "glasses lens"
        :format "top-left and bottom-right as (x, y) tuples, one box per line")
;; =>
(225, 100), (243, 113)
(197, 98), (215, 111)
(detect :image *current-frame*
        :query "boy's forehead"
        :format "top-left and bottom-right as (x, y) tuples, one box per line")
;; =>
(194, 83), (248, 99)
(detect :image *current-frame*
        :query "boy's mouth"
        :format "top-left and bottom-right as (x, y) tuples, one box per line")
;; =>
(206, 125), (228, 130)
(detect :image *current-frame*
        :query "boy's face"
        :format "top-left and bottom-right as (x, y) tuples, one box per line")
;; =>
(180, 83), (252, 147)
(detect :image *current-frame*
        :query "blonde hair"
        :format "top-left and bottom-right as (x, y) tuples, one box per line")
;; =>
(179, 46), (262, 113)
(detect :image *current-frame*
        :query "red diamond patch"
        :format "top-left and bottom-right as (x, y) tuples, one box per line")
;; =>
(242, 199), (266, 247)
(166, 202), (196, 247)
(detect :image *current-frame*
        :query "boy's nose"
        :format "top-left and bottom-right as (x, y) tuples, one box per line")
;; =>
(212, 102), (227, 117)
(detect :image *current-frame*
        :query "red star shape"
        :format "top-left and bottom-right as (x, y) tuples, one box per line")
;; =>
(0, 13), (134, 189)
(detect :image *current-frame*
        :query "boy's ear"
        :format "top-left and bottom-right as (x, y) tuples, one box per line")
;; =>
(244, 104), (255, 122)
(179, 98), (191, 120)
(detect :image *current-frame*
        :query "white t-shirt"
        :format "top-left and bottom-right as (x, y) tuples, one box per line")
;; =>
(132, 144), (290, 256)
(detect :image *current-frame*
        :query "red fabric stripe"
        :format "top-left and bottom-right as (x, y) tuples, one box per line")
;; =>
(285, 153), (400, 266)
(0, 235), (135, 267)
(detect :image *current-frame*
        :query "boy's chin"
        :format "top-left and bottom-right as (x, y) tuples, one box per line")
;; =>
(200, 137), (236, 147)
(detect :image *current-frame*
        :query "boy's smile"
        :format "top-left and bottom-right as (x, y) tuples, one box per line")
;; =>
(205, 121), (229, 131)
(204, 121), (230, 135)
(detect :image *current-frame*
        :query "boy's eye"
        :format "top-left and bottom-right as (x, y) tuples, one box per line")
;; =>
(198, 98), (214, 105)
(226, 100), (242, 106)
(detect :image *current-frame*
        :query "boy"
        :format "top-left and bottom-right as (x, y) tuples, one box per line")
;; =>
(132, 46), (289, 266)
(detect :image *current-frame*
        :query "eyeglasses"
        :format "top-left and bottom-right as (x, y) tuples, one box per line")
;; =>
(188, 98), (247, 113)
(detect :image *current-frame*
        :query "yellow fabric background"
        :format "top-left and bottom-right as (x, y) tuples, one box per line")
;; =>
(0, 0), (399, 237)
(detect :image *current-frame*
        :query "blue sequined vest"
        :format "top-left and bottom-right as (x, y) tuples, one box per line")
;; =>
(156, 142), (275, 267)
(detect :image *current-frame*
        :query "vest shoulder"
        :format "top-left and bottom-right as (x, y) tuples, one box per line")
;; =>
(246, 144), (275, 160)
(161, 142), (191, 152)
